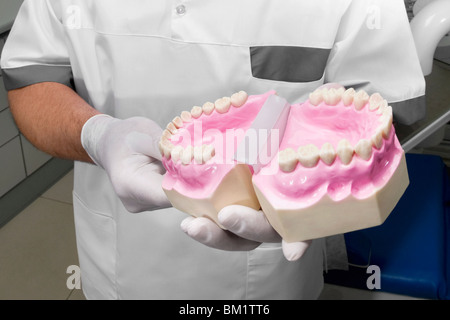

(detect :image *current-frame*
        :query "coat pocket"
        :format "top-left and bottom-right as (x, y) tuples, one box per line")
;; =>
(250, 46), (331, 83)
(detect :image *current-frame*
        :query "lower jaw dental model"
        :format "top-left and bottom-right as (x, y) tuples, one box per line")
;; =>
(160, 87), (409, 242)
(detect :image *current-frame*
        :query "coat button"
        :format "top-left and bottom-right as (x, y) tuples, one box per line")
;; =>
(176, 5), (186, 16)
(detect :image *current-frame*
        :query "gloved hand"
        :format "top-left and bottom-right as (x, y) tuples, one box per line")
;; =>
(181, 205), (312, 261)
(81, 114), (171, 212)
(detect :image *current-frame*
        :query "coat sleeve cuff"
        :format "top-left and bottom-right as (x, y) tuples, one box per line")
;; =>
(1, 64), (74, 91)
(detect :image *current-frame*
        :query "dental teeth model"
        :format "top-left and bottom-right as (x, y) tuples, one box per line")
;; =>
(160, 91), (272, 226)
(160, 88), (409, 242)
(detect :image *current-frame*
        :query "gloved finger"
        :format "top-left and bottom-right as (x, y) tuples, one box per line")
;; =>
(125, 129), (163, 161)
(218, 205), (281, 243)
(180, 216), (261, 251)
(113, 158), (171, 212)
(282, 239), (312, 261)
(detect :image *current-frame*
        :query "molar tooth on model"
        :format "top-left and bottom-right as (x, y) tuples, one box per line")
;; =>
(166, 122), (178, 134)
(191, 106), (203, 118)
(202, 144), (215, 163)
(193, 145), (204, 164)
(337, 139), (354, 165)
(202, 101), (215, 115)
(161, 129), (172, 141)
(297, 144), (320, 168)
(172, 116), (183, 128)
(379, 107), (393, 139)
(160, 140), (174, 159)
(309, 89), (324, 106)
(369, 93), (384, 111)
(181, 111), (192, 122)
(372, 129), (384, 149)
(323, 88), (341, 106)
(278, 148), (298, 172)
(231, 91), (248, 107)
(342, 88), (356, 106)
(353, 90), (369, 110)
(171, 145), (184, 163)
(181, 145), (194, 165)
(376, 100), (389, 115)
(215, 97), (231, 114)
(319, 142), (337, 165)
(355, 139), (373, 160)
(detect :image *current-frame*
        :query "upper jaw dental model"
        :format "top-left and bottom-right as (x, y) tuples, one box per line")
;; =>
(160, 87), (409, 242)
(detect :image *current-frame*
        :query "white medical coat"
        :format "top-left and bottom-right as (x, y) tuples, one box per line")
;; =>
(1, 0), (425, 300)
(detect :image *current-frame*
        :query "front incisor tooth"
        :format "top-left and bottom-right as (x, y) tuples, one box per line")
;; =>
(191, 106), (203, 118)
(181, 145), (194, 165)
(309, 89), (323, 106)
(369, 93), (384, 111)
(202, 102), (215, 115)
(202, 145), (215, 163)
(297, 144), (320, 168)
(278, 148), (298, 172)
(355, 139), (373, 160)
(342, 88), (356, 106)
(320, 142), (336, 165)
(181, 111), (192, 122)
(231, 91), (248, 107)
(172, 116), (183, 128)
(171, 145), (184, 163)
(337, 139), (354, 165)
(323, 88), (342, 106)
(354, 90), (369, 110)
(215, 97), (231, 114)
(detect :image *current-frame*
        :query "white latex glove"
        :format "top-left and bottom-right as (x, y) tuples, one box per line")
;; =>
(81, 114), (171, 212)
(181, 205), (312, 261)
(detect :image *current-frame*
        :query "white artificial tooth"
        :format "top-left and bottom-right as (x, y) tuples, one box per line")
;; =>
(323, 88), (342, 106)
(181, 111), (192, 122)
(372, 129), (383, 149)
(161, 129), (172, 141)
(158, 141), (164, 157)
(342, 88), (356, 106)
(166, 122), (178, 134)
(309, 89), (323, 106)
(355, 139), (373, 161)
(337, 139), (354, 165)
(231, 91), (248, 107)
(202, 102), (215, 115)
(297, 144), (320, 168)
(172, 116), (183, 128)
(193, 145), (204, 164)
(376, 100), (389, 115)
(160, 140), (174, 159)
(320, 142), (336, 165)
(171, 145), (184, 163)
(202, 144), (215, 163)
(215, 97), (231, 114)
(369, 93), (384, 111)
(353, 90), (369, 110)
(379, 106), (393, 139)
(181, 145), (194, 165)
(278, 148), (298, 172)
(191, 106), (203, 118)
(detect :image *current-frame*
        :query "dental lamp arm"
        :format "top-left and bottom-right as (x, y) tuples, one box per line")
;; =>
(410, 0), (450, 75)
